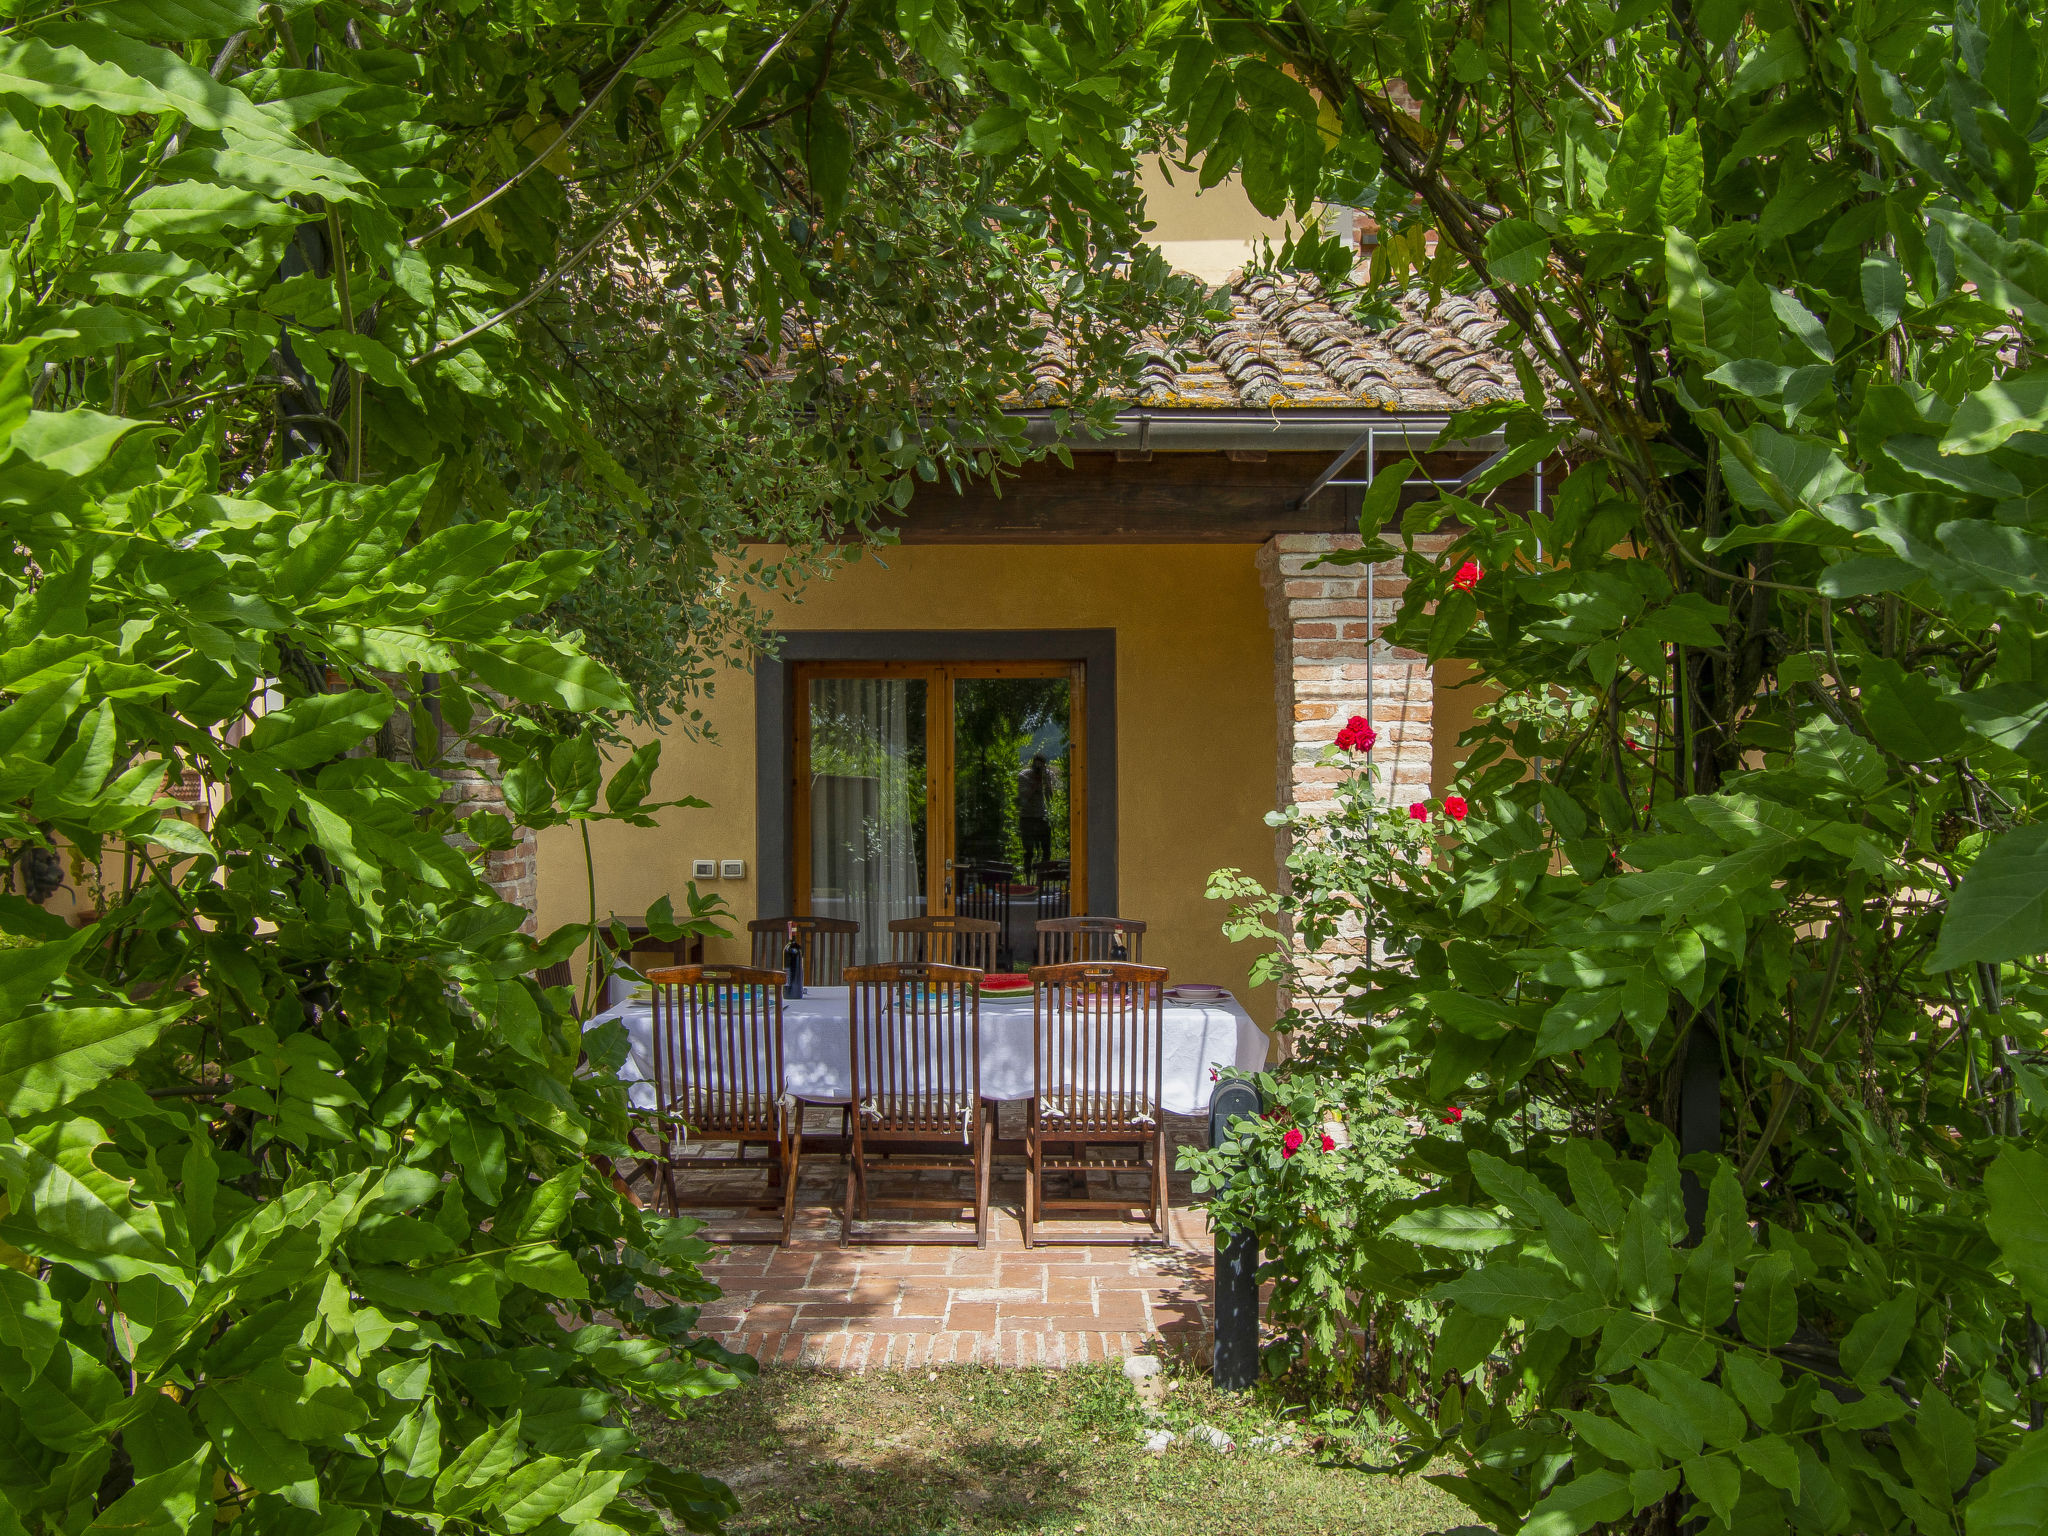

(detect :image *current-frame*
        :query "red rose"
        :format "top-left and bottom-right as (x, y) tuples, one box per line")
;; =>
(1282, 1127), (1305, 1158)
(1408, 802), (1429, 821)
(1452, 559), (1482, 593)
(1443, 795), (1468, 822)
(1335, 715), (1377, 753)
(1320, 1133), (1337, 1153)
(1441, 1105), (1464, 1124)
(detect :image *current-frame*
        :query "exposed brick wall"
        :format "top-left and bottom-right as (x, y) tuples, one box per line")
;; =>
(1256, 531), (1454, 1032)
(1256, 532), (1450, 818)
(436, 715), (538, 934)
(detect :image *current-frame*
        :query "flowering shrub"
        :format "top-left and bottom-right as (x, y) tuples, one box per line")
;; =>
(1181, 1069), (1427, 1390)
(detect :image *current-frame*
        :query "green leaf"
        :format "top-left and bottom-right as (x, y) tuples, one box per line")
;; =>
(0, 103), (70, 199)
(1726, 1436), (1794, 1500)
(1737, 1251), (1797, 1349)
(1483, 219), (1551, 285)
(1955, 683), (2048, 764)
(82, 1445), (209, 1536)
(1535, 987), (1623, 1059)
(1430, 1261), (1573, 1318)
(1944, 370), (2048, 456)
(1681, 1454), (1741, 1526)
(1840, 1292), (1917, 1388)
(0, 928), (93, 1018)
(1858, 657), (1969, 761)
(124, 183), (300, 240)
(1935, 522), (2048, 598)
(1385, 1205), (1518, 1251)
(1932, 823), (2048, 970)
(7, 409), (155, 477)
(0, 1118), (184, 1281)
(0, 1268), (62, 1377)
(960, 106), (1027, 156)
(94, 0), (310, 40)
(806, 98), (853, 227)
(502, 1246), (587, 1300)
(0, 1006), (185, 1115)
(463, 638), (634, 714)
(196, 1379), (313, 1496)
(1984, 1146), (2048, 1310)
(1521, 1468), (1632, 1536)
(1969, 1427), (2048, 1536)
(1860, 254), (1906, 329)
(242, 691), (396, 771)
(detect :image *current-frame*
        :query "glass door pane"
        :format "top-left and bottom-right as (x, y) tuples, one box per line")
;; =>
(952, 675), (1072, 970)
(806, 676), (928, 964)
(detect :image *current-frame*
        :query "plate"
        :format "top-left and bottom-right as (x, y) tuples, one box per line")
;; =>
(1167, 984), (1230, 1003)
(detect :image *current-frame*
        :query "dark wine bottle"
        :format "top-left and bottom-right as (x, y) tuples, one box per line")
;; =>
(784, 927), (805, 998)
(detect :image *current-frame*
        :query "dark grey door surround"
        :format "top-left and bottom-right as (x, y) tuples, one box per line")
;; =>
(754, 629), (1117, 921)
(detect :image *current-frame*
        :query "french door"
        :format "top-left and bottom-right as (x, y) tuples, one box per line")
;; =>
(792, 660), (1086, 967)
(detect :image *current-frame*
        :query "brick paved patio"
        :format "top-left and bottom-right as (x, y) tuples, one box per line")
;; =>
(648, 1110), (1221, 1371)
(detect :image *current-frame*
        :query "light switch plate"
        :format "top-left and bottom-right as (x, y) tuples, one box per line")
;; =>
(720, 859), (747, 880)
(691, 858), (717, 879)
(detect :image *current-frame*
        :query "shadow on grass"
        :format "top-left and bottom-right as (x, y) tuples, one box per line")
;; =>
(637, 1362), (1483, 1536)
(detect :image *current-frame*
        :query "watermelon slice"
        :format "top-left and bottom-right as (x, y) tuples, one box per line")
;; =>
(978, 972), (1030, 992)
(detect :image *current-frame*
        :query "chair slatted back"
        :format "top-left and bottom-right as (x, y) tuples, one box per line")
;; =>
(957, 863), (1014, 929)
(1034, 916), (1146, 966)
(646, 965), (785, 1136)
(1030, 962), (1166, 1134)
(846, 962), (981, 1136)
(889, 915), (998, 971)
(1032, 862), (1072, 920)
(747, 916), (858, 987)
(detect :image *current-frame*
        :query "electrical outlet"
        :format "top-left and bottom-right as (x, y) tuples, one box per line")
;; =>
(720, 859), (747, 880)
(691, 858), (717, 879)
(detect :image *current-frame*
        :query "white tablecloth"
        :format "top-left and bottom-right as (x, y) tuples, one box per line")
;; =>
(589, 986), (1269, 1117)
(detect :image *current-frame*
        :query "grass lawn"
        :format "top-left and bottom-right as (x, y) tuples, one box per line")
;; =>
(638, 1359), (1480, 1536)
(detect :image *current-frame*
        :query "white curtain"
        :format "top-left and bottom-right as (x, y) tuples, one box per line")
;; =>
(808, 678), (924, 962)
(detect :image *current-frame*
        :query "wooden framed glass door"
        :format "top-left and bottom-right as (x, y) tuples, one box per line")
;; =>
(793, 660), (1086, 966)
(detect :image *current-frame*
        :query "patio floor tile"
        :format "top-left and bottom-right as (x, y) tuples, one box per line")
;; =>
(635, 1115), (1224, 1372)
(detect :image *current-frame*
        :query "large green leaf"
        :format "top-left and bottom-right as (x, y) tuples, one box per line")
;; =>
(1385, 1205), (1518, 1251)
(1970, 1428), (2048, 1536)
(1984, 1147), (2048, 1311)
(463, 638), (635, 714)
(1944, 371), (2048, 456)
(7, 409), (156, 477)
(241, 691), (396, 772)
(0, 1118), (184, 1282)
(1484, 219), (1551, 286)
(1932, 824), (2048, 969)
(123, 183), (301, 240)
(0, 1006), (185, 1115)
(81, 1445), (209, 1536)
(0, 103), (70, 199)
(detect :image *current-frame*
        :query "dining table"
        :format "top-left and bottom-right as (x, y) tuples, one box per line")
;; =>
(586, 984), (1271, 1117)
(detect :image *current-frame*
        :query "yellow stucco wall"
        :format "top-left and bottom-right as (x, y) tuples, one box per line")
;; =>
(538, 544), (1286, 1022)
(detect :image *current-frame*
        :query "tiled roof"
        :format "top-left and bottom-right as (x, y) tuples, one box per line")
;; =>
(1021, 270), (1528, 414)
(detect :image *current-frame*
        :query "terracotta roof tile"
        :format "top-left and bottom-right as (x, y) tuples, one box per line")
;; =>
(1028, 268), (1536, 414)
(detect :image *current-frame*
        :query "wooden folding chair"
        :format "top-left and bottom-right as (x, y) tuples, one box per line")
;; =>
(889, 915), (999, 971)
(842, 962), (991, 1248)
(634, 964), (800, 1243)
(1034, 916), (1147, 966)
(1023, 961), (1169, 1248)
(747, 916), (858, 987)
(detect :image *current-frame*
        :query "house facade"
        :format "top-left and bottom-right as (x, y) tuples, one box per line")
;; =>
(532, 271), (1541, 1022)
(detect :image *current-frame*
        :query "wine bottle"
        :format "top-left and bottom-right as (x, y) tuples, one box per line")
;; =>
(784, 925), (805, 999)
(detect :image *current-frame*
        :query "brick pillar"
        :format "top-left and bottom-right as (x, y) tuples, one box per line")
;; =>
(1256, 532), (1450, 1028)
(437, 714), (539, 934)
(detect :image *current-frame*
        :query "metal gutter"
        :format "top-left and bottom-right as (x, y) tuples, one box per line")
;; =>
(1012, 407), (1506, 454)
